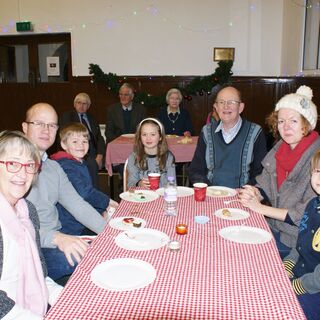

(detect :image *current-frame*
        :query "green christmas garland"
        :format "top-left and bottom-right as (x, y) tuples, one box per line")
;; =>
(89, 60), (233, 107)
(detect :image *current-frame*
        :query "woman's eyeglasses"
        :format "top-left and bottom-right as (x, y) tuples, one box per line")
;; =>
(0, 160), (40, 174)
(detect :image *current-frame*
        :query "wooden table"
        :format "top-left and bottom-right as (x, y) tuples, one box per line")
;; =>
(105, 135), (198, 176)
(45, 191), (305, 320)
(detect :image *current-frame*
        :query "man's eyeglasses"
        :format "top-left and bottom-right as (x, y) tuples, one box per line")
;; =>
(26, 121), (59, 131)
(0, 160), (40, 174)
(215, 100), (241, 107)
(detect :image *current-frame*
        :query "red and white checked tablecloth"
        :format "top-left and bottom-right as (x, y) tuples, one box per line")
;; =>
(45, 194), (306, 320)
(105, 136), (198, 175)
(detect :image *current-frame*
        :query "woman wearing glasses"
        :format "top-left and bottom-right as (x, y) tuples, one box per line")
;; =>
(239, 86), (320, 259)
(0, 131), (62, 319)
(188, 85), (267, 188)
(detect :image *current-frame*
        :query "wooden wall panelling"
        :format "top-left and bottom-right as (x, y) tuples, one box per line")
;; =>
(2, 76), (320, 136)
(180, 77), (209, 135)
(231, 78), (278, 131)
(0, 83), (34, 130)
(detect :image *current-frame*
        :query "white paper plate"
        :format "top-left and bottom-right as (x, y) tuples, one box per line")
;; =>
(115, 228), (170, 251)
(219, 226), (272, 244)
(207, 186), (237, 197)
(214, 208), (250, 221)
(109, 217), (146, 231)
(120, 190), (159, 203)
(91, 258), (156, 291)
(121, 133), (135, 138)
(156, 186), (194, 197)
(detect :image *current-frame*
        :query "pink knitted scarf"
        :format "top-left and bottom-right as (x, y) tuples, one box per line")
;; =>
(0, 193), (48, 315)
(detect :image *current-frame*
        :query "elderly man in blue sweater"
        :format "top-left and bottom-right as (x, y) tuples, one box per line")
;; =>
(188, 86), (267, 188)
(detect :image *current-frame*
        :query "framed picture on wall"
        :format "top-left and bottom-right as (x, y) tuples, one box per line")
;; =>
(213, 47), (235, 61)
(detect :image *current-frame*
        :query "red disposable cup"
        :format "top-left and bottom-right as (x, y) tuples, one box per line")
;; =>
(148, 173), (161, 190)
(193, 183), (208, 201)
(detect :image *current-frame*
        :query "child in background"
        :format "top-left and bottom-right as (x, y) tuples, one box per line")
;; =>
(283, 148), (320, 320)
(127, 118), (176, 188)
(205, 108), (219, 125)
(51, 123), (117, 235)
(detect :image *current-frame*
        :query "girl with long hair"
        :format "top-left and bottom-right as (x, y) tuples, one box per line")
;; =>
(127, 118), (176, 188)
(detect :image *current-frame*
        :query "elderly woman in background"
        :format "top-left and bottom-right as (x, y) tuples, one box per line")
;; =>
(157, 88), (193, 136)
(0, 131), (62, 319)
(239, 86), (320, 258)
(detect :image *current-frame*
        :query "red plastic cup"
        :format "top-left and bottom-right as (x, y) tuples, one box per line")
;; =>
(193, 183), (208, 201)
(148, 173), (161, 190)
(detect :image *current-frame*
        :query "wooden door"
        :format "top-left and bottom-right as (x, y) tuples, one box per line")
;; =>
(0, 33), (73, 131)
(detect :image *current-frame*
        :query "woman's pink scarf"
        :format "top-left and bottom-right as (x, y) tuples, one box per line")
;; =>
(0, 192), (48, 316)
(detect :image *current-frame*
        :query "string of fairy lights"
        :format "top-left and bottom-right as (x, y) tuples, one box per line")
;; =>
(0, 1), (258, 34)
(1, 1), (317, 77)
(1, 1), (318, 34)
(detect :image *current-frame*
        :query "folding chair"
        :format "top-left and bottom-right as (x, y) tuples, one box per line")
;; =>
(123, 159), (129, 192)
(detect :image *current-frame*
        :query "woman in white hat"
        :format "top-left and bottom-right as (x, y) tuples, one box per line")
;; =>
(239, 85), (320, 258)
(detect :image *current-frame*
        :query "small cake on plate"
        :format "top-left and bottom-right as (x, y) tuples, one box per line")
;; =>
(122, 217), (142, 228)
(133, 221), (142, 228)
(222, 209), (232, 217)
(122, 217), (135, 226)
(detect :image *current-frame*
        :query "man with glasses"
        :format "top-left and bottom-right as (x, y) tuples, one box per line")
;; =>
(22, 103), (111, 282)
(188, 86), (267, 188)
(105, 83), (146, 143)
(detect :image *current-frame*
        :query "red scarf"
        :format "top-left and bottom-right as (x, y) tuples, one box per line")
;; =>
(275, 131), (318, 189)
